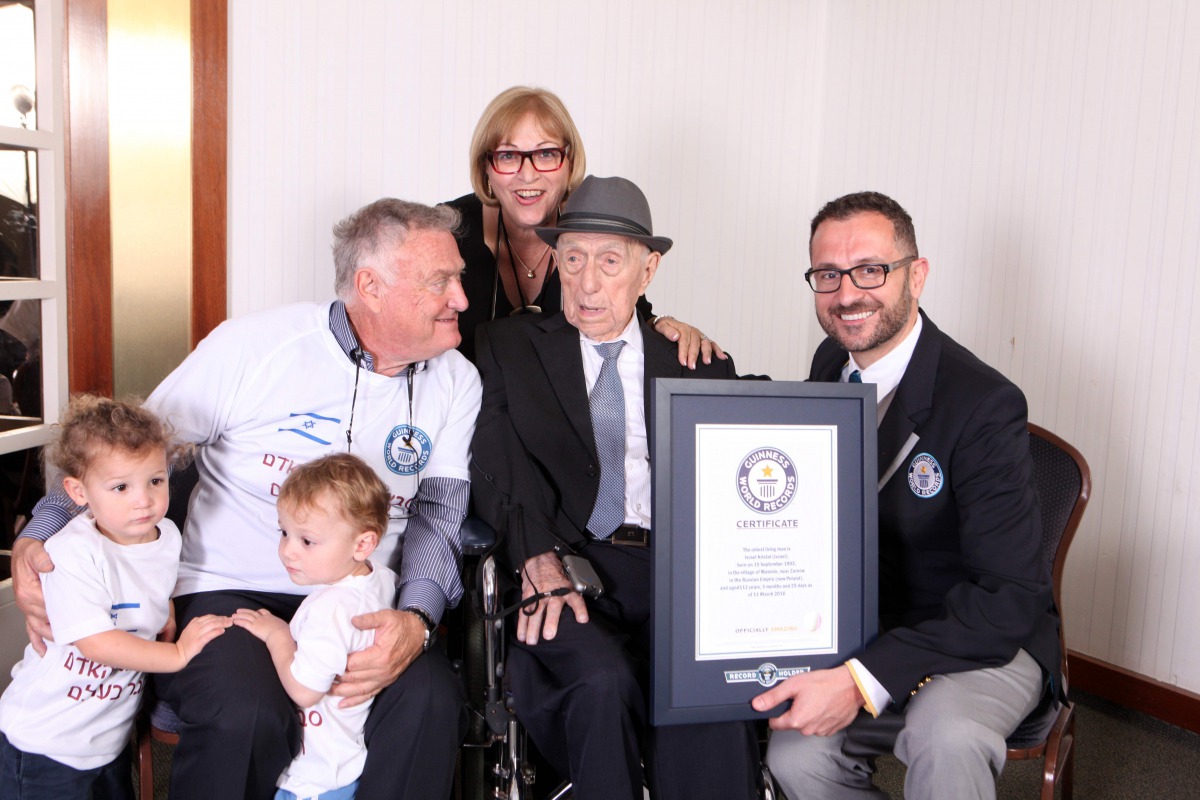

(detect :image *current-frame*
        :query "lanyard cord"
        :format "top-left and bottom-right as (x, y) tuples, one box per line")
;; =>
(345, 348), (363, 450)
(345, 351), (416, 456)
(344, 351), (423, 521)
(403, 364), (415, 446)
(484, 586), (573, 621)
(496, 207), (556, 317)
(498, 208), (533, 309)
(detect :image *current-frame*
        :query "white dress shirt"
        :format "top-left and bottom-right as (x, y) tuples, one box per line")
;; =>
(579, 314), (652, 530)
(844, 313), (923, 715)
(841, 313), (923, 401)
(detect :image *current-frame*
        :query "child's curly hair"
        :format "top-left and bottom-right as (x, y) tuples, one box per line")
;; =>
(43, 394), (189, 480)
(277, 453), (390, 537)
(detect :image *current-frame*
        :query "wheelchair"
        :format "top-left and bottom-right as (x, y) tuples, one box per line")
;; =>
(450, 517), (778, 800)
(453, 517), (545, 800)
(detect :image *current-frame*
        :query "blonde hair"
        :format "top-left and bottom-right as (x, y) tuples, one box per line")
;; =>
(468, 86), (587, 207)
(277, 453), (390, 536)
(44, 394), (185, 480)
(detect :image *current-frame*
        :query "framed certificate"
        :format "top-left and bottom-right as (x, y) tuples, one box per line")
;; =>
(651, 379), (878, 725)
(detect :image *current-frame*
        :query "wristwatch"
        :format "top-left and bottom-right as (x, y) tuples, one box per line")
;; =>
(404, 606), (437, 652)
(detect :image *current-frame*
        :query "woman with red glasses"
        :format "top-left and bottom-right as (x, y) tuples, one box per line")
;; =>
(446, 86), (724, 368)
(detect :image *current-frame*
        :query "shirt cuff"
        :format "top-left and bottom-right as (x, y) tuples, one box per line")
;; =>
(846, 658), (892, 717)
(397, 578), (447, 625)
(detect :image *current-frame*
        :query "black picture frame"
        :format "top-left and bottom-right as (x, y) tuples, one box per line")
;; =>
(651, 379), (878, 725)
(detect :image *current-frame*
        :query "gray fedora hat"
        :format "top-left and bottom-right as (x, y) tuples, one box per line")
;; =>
(536, 175), (673, 255)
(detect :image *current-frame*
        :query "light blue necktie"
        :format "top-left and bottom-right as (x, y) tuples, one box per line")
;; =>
(848, 370), (862, 383)
(587, 340), (626, 538)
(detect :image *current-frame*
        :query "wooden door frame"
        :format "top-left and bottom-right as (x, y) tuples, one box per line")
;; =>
(64, 0), (226, 395)
(189, 0), (226, 350)
(64, 0), (112, 395)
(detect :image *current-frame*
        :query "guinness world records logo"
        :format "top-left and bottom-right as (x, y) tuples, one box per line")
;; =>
(384, 426), (431, 475)
(736, 448), (799, 513)
(724, 662), (809, 687)
(907, 452), (944, 498)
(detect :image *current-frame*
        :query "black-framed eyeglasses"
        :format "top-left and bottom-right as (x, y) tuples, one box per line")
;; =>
(486, 147), (567, 174)
(804, 256), (916, 293)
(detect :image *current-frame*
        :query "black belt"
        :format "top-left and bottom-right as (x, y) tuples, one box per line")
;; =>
(593, 524), (650, 547)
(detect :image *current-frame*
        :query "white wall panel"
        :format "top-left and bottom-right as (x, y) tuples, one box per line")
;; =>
(817, 0), (1200, 692)
(229, 0), (1200, 692)
(228, 0), (828, 380)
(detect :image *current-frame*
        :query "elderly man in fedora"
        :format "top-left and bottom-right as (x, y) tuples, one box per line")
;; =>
(470, 176), (760, 799)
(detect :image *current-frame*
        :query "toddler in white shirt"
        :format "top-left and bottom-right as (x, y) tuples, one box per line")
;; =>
(0, 395), (230, 800)
(233, 453), (399, 800)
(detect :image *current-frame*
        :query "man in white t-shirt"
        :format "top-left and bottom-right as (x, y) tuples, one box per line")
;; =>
(13, 198), (482, 800)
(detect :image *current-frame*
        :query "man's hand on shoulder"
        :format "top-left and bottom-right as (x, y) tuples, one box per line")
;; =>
(517, 551), (588, 646)
(751, 665), (865, 736)
(12, 537), (55, 654)
(332, 608), (425, 708)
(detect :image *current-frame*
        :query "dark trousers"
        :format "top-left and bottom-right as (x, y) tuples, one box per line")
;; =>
(163, 590), (466, 800)
(506, 544), (760, 800)
(0, 733), (132, 800)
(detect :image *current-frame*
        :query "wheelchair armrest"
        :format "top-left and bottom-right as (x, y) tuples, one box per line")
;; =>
(461, 516), (498, 557)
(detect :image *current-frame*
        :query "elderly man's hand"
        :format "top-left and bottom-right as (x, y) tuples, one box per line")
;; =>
(330, 608), (426, 708)
(653, 316), (728, 369)
(12, 537), (55, 654)
(517, 552), (588, 645)
(751, 665), (865, 736)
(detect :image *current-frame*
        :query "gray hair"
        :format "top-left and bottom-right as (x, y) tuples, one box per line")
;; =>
(331, 199), (461, 301)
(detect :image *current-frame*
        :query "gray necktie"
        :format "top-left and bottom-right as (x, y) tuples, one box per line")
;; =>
(587, 340), (626, 538)
(848, 369), (862, 383)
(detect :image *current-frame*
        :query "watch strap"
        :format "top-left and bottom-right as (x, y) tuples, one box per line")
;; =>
(403, 606), (437, 652)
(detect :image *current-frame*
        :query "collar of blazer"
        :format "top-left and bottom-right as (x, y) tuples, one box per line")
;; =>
(531, 312), (595, 456)
(812, 309), (942, 484)
(877, 310), (941, 485)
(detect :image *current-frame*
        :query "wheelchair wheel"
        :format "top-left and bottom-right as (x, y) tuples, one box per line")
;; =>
(463, 581), (489, 746)
(456, 561), (493, 799)
(456, 745), (490, 800)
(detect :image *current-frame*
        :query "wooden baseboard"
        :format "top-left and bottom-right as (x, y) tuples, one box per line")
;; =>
(1069, 649), (1200, 735)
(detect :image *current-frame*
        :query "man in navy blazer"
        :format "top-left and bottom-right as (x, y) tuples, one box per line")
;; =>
(470, 176), (759, 800)
(757, 192), (1060, 800)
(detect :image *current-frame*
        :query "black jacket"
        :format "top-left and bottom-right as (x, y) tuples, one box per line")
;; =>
(470, 311), (737, 570)
(810, 311), (1062, 708)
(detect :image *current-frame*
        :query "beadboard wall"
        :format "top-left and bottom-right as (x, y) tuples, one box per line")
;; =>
(227, 0), (1200, 693)
(227, 0), (827, 379)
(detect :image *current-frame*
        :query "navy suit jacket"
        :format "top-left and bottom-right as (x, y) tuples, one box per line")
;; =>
(470, 311), (738, 570)
(810, 311), (1061, 708)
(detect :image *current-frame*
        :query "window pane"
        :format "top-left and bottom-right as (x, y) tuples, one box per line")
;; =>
(0, 298), (40, 422)
(0, 443), (41, 549)
(0, 2), (37, 131)
(0, 146), (37, 280)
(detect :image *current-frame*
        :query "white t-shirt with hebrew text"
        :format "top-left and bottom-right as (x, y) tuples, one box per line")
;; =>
(0, 515), (181, 769)
(277, 563), (398, 797)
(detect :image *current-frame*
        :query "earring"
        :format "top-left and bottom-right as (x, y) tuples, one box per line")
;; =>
(487, 178), (493, 198)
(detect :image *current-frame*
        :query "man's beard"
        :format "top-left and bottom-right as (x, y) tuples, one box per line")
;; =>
(818, 286), (914, 354)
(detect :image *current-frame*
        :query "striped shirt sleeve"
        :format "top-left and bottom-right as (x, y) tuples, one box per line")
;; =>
(396, 475), (468, 623)
(17, 485), (84, 542)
